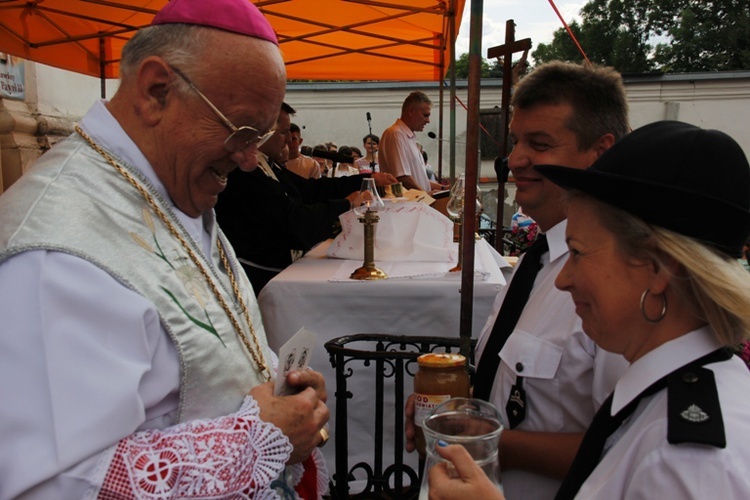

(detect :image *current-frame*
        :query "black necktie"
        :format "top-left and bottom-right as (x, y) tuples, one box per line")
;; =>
(473, 234), (549, 404)
(555, 348), (731, 500)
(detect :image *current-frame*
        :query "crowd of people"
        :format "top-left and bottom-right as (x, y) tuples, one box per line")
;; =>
(213, 89), (447, 296)
(1, 0), (749, 498)
(283, 92), (444, 191)
(288, 124), (437, 186)
(214, 102), (396, 295)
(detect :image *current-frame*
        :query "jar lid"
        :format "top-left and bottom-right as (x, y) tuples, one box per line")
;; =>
(417, 353), (466, 367)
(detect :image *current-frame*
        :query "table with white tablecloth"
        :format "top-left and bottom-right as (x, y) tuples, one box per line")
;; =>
(258, 238), (510, 493)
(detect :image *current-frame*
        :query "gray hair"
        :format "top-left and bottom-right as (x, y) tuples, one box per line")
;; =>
(120, 24), (211, 82)
(401, 91), (432, 114)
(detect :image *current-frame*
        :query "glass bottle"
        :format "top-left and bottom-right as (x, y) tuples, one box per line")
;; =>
(413, 353), (470, 456)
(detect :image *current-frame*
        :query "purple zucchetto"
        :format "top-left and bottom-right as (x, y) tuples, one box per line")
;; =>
(151, 0), (278, 45)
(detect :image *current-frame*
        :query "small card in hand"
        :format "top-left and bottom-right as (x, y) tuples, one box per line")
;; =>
(274, 327), (317, 396)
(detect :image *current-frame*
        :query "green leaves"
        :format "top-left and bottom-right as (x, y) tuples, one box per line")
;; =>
(533, 0), (750, 73)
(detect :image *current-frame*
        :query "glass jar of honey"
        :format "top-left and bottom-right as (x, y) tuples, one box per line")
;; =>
(413, 353), (470, 455)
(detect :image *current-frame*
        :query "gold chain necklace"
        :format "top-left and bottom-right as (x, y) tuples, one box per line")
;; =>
(75, 125), (270, 380)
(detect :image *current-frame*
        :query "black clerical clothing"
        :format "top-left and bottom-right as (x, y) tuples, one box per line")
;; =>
(216, 159), (365, 294)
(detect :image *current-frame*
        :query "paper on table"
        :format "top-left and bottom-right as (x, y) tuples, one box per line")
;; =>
(327, 202), (455, 262)
(402, 188), (435, 205)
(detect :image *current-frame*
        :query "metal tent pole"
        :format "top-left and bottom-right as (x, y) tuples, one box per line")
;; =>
(458, 0), (483, 358)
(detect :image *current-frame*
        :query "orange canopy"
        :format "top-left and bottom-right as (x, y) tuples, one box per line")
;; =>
(0, 0), (466, 81)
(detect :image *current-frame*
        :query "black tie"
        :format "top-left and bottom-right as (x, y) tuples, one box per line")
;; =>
(473, 234), (549, 404)
(555, 348), (731, 500)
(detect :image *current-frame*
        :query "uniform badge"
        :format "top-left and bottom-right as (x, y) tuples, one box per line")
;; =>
(668, 362), (726, 447)
(505, 381), (526, 429)
(680, 404), (709, 423)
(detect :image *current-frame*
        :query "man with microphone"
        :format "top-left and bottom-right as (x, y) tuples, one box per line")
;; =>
(379, 91), (443, 192)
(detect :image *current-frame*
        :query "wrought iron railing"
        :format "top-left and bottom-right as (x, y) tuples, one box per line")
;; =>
(324, 334), (476, 499)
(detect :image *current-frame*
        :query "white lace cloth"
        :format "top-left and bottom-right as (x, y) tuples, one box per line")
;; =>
(327, 202), (455, 262)
(97, 397), (296, 499)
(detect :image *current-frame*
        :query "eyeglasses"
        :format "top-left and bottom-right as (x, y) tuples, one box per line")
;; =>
(168, 64), (274, 153)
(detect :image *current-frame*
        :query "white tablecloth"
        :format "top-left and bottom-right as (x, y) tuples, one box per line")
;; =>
(258, 239), (509, 492)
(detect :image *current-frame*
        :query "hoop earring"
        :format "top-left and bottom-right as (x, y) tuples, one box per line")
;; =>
(640, 288), (667, 324)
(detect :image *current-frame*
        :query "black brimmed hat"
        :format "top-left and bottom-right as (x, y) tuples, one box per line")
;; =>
(536, 120), (750, 258)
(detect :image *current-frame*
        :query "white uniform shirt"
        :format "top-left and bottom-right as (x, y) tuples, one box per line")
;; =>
(0, 101), (287, 498)
(378, 118), (431, 191)
(578, 327), (750, 499)
(476, 220), (628, 500)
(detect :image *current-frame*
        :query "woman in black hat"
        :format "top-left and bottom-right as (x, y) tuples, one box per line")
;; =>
(428, 121), (750, 499)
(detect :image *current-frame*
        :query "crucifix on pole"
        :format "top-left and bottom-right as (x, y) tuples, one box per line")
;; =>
(486, 20), (531, 253)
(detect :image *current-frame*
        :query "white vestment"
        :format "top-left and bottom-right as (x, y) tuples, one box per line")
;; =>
(0, 100), (326, 499)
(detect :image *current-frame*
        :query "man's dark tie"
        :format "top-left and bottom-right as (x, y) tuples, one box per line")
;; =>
(554, 348), (731, 500)
(473, 234), (549, 404)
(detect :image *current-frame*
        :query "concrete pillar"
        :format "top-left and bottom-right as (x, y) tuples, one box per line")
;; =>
(0, 97), (39, 193)
(0, 60), (78, 193)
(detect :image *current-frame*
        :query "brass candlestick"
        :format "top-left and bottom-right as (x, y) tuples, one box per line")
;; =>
(449, 212), (463, 273)
(350, 207), (388, 280)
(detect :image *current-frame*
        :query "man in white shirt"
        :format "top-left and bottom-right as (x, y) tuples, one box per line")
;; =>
(379, 91), (443, 192)
(406, 61), (631, 499)
(0, 0), (329, 498)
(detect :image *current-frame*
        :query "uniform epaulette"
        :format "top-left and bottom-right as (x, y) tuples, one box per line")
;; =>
(667, 364), (726, 448)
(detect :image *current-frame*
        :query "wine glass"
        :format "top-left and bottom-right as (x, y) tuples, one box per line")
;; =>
(353, 177), (385, 216)
(447, 174), (483, 221)
(446, 174), (466, 220)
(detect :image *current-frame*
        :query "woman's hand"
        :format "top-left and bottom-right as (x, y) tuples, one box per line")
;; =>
(428, 444), (504, 500)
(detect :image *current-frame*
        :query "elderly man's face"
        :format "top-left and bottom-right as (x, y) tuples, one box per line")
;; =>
(160, 32), (285, 217)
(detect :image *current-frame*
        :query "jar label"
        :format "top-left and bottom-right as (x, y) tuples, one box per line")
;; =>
(414, 393), (451, 427)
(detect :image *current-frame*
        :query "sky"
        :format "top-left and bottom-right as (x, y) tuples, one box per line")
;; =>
(455, 0), (585, 63)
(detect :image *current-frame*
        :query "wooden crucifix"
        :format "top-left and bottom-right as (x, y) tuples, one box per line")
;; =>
(487, 20), (531, 253)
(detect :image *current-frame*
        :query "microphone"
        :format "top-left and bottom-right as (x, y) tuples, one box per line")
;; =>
(366, 112), (375, 169)
(428, 131), (466, 144)
(311, 148), (354, 164)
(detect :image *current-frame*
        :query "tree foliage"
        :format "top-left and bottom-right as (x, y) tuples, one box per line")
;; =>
(453, 52), (520, 79)
(533, 0), (750, 73)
